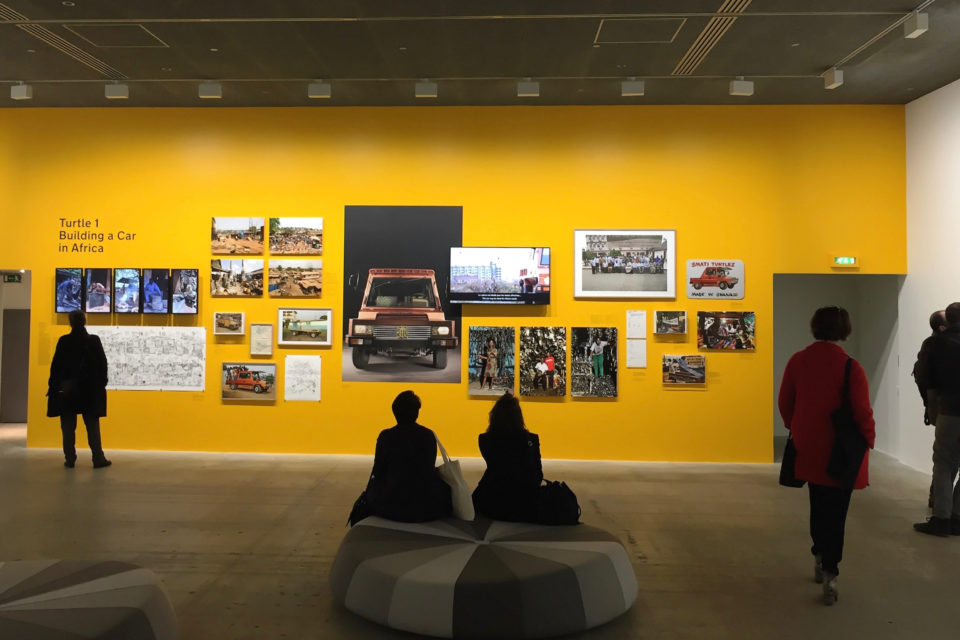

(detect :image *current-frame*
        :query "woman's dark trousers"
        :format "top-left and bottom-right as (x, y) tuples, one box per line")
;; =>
(808, 483), (854, 575)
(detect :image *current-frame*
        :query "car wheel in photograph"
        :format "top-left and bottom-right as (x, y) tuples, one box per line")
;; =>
(433, 349), (448, 369)
(718, 282), (728, 290)
(692, 283), (702, 290)
(253, 385), (263, 393)
(352, 348), (370, 369)
(230, 384), (238, 390)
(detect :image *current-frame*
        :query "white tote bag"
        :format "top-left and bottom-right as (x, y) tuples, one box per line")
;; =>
(435, 435), (475, 521)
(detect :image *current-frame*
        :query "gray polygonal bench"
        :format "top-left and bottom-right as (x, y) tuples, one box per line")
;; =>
(330, 517), (637, 639)
(0, 560), (178, 639)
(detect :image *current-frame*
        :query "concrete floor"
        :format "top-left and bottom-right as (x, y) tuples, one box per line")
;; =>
(1, 422), (957, 640)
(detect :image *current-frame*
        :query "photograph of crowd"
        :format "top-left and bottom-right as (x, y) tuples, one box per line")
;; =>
(697, 311), (756, 350)
(571, 327), (617, 397)
(210, 260), (264, 297)
(519, 326), (566, 396)
(171, 269), (199, 314)
(213, 312), (245, 335)
(141, 269), (170, 314)
(449, 247), (550, 305)
(221, 362), (277, 402)
(654, 310), (687, 334)
(55, 267), (82, 313)
(268, 217), (323, 255)
(575, 229), (676, 299)
(468, 326), (515, 395)
(84, 268), (111, 314)
(113, 268), (141, 313)
(211, 217), (265, 254)
(662, 354), (706, 385)
(278, 308), (332, 346)
(268, 260), (323, 297)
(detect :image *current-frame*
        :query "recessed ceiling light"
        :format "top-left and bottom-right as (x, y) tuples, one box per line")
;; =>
(399, 46), (407, 51)
(27, 49), (36, 53)
(209, 48), (219, 52)
(791, 42), (800, 47)
(161, 67), (172, 72)
(592, 44), (600, 48)
(62, 1), (75, 6)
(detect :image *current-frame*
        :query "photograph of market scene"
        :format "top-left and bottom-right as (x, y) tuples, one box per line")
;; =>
(211, 217), (265, 254)
(268, 260), (323, 297)
(211, 260), (264, 297)
(268, 217), (323, 255)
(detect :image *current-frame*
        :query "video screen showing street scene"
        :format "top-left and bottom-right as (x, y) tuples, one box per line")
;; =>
(84, 268), (111, 314)
(55, 268), (82, 313)
(449, 247), (550, 305)
(113, 268), (141, 313)
(171, 269), (199, 314)
(141, 269), (170, 314)
(268, 217), (323, 255)
(211, 217), (265, 254)
(268, 260), (322, 297)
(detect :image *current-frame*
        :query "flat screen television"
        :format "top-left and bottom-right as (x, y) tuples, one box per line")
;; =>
(142, 269), (171, 314)
(84, 268), (112, 314)
(171, 269), (199, 314)
(113, 268), (141, 313)
(55, 268), (83, 313)
(449, 247), (550, 305)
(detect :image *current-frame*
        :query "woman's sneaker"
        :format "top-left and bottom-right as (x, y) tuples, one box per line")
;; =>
(814, 554), (824, 584)
(822, 573), (838, 606)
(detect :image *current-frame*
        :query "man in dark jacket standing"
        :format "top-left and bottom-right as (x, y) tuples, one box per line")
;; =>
(47, 310), (112, 469)
(914, 310), (950, 507)
(915, 303), (960, 536)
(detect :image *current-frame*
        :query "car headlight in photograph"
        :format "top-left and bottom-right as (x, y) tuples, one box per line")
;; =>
(354, 324), (372, 335)
(432, 326), (451, 336)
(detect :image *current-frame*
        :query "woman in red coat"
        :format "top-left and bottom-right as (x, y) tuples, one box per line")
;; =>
(778, 306), (875, 606)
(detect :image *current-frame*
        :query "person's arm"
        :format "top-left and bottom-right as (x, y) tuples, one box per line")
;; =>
(777, 355), (798, 430)
(849, 359), (877, 449)
(914, 338), (933, 401)
(48, 336), (66, 391)
(90, 335), (108, 386)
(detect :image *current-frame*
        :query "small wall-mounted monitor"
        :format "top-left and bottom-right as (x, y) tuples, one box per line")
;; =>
(449, 247), (550, 305)
(171, 269), (199, 315)
(55, 268), (83, 313)
(142, 269), (171, 314)
(84, 268), (112, 314)
(113, 268), (141, 313)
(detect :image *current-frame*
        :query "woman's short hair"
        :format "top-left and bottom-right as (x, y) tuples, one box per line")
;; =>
(68, 310), (86, 330)
(391, 390), (421, 422)
(810, 306), (852, 341)
(487, 392), (526, 435)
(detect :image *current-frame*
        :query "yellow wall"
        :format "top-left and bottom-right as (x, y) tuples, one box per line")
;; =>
(0, 106), (905, 462)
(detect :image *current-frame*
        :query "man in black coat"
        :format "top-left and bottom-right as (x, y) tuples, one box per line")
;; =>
(47, 310), (112, 469)
(366, 391), (451, 522)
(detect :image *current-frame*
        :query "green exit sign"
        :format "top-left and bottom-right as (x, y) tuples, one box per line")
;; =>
(833, 256), (858, 267)
(2, 274), (21, 283)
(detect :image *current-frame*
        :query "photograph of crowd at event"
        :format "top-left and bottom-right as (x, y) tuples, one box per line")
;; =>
(655, 310), (687, 334)
(268, 217), (323, 255)
(697, 311), (756, 350)
(211, 217), (265, 254)
(519, 326), (566, 396)
(468, 326), (515, 395)
(571, 327), (617, 397)
(268, 260), (323, 297)
(210, 260), (264, 297)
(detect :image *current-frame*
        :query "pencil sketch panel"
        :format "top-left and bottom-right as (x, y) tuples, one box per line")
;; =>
(90, 326), (206, 391)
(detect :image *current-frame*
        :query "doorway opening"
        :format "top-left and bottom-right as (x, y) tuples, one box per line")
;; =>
(1, 269), (31, 425)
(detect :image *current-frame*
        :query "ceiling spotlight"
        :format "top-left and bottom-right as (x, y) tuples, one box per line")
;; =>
(621, 77), (645, 97)
(10, 83), (32, 100)
(823, 68), (844, 90)
(904, 11), (928, 38)
(517, 78), (539, 98)
(307, 80), (331, 99)
(105, 83), (129, 99)
(415, 79), (438, 99)
(198, 82), (222, 99)
(729, 76), (754, 97)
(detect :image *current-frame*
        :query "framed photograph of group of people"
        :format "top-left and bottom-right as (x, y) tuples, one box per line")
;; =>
(574, 229), (676, 299)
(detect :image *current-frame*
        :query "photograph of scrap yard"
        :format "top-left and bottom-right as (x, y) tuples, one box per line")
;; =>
(268, 260), (323, 297)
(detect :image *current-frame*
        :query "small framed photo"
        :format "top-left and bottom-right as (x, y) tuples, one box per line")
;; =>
(663, 354), (706, 385)
(654, 311), (687, 334)
(697, 311), (756, 351)
(268, 259), (323, 297)
(213, 312), (245, 335)
(574, 229), (676, 299)
(211, 259), (264, 297)
(250, 323), (274, 356)
(278, 308), (332, 346)
(221, 362), (277, 402)
(269, 217), (323, 255)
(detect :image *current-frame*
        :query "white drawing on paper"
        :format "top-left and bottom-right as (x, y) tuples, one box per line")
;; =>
(250, 323), (273, 356)
(90, 326), (206, 391)
(626, 310), (647, 339)
(284, 355), (321, 401)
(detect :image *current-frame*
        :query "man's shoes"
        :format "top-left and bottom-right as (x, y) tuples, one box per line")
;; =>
(914, 516), (951, 537)
(822, 573), (838, 606)
(813, 554), (824, 584)
(92, 458), (112, 469)
(64, 459), (75, 469)
(951, 518), (960, 536)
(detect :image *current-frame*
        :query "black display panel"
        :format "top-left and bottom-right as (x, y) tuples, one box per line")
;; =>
(142, 269), (171, 314)
(55, 268), (82, 313)
(449, 247), (550, 305)
(171, 269), (199, 315)
(84, 268), (112, 314)
(113, 268), (141, 313)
